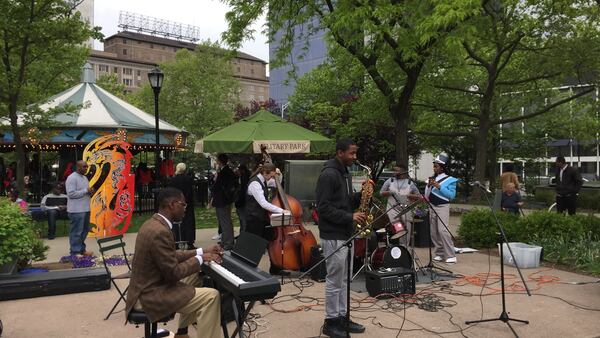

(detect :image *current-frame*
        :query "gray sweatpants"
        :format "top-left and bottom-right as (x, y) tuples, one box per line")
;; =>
(216, 204), (234, 250)
(429, 203), (455, 259)
(321, 238), (353, 320)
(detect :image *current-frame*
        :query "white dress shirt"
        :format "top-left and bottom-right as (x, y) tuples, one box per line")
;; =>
(247, 173), (285, 214)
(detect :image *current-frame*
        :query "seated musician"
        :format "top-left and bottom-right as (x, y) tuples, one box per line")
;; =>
(125, 187), (223, 338)
(244, 163), (290, 275)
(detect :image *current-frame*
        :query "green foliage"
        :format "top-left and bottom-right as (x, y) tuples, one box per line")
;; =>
(0, 0), (102, 196)
(0, 198), (47, 266)
(128, 43), (240, 148)
(534, 186), (600, 211)
(458, 209), (522, 248)
(96, 74), (127, 99)
(459, 210), (600, 273)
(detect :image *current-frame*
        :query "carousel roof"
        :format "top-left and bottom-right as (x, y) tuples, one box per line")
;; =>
(34, 63), (182, 132)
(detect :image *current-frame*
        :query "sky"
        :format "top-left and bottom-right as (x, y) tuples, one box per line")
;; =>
(92, 0), (269, 62)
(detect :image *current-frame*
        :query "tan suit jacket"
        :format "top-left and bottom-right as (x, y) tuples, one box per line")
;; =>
(125, 214), (200, 323)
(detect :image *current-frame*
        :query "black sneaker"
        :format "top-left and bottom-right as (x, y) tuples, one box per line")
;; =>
(323, 318), (348, 338)
(339, 316), (365, 333)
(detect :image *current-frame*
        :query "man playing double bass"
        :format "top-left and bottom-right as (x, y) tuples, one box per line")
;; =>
(244, 163), (291, 275)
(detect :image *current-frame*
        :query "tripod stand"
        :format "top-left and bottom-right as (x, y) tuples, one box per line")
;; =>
(465, 184), (530, 338)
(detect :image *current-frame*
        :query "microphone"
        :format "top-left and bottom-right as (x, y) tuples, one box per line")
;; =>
(470, 181), (491, 193)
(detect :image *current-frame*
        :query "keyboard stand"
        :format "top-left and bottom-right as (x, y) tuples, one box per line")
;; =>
(220, 291), (257, 338)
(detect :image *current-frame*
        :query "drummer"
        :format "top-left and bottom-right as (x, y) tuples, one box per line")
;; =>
(380, 163), (420, 247)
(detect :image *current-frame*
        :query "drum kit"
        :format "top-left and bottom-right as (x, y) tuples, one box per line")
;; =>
(352, 201), (420, 279)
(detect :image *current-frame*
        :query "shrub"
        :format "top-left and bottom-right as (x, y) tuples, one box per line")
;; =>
(535, 186), (600, 211)
(0, 198), (48, 266)
(458, 209), (521, 248)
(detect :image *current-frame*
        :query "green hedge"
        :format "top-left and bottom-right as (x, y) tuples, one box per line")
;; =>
(534, 186), (600, 211)
(459, 209), (600, 273)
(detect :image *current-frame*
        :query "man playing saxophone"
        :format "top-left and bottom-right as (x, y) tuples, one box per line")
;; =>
(315, 138), (367, 338)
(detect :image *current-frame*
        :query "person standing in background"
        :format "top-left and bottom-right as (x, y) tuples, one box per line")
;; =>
(235, 164), (250, 232)
(65, 160), (94, 256)
(500, 163), (520, 192)
(168, 163), (196, 248)
(554, 156), (583, 215)
(210, 154), (237, 250)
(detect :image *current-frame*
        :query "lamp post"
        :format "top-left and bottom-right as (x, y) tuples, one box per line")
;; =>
(148, 67), (164, 211)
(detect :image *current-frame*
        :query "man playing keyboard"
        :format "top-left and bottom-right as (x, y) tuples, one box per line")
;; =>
(125, 187), (224, 338)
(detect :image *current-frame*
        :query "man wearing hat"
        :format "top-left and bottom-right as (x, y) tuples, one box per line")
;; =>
(425, 153), (458, 263)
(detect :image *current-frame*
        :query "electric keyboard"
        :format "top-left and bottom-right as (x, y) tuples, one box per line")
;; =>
(203, 251), (280, 302)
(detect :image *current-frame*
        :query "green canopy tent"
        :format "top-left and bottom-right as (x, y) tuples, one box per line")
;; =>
(194, 110), (333, 154)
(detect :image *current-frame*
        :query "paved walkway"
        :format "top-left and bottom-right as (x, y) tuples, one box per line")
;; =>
(1, 218), (599, 337)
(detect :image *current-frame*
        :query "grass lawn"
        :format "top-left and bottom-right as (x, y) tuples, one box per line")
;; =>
(35, 206), (239, 237)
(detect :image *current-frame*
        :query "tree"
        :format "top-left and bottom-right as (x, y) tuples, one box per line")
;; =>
(129, 43), (240, 145)
(234, 98), (278, 121)
(287, 49), (421, 179)
(0, 0), (100, 196)
(221, 0), (481, 166)
(96, 73), (127, 99)
(414, 0), (600, 193)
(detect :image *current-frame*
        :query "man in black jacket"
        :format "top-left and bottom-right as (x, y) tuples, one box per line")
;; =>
(555, 156), (583, 215)
(210, 154), (237, 250)
(316, 138), (366, 338)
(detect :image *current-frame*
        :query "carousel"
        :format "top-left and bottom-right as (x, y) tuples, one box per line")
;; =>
(0, 63), (187, 203)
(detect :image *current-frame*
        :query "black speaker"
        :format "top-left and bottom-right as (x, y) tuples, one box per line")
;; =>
(0, 267), (109, 301)
(309, 245), (326, 282)
(365, 267), (415, 297)
(413, 217), (433, 248)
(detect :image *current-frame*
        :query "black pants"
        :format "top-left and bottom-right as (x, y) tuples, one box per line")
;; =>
(245, 218), (271, 241)
(556, 194), (577, 215)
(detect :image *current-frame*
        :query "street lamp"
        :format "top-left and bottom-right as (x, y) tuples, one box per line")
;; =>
(148, 67), (164, 211)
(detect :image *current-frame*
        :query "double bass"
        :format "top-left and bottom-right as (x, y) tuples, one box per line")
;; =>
(259, 146), (318, 271)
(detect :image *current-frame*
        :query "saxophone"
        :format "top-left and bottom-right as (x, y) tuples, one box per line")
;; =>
(356, 161), (375, 237)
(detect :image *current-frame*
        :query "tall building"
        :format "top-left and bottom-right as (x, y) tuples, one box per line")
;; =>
(97, 31), (269, 103)
(269, 17), (327, 115)
(76, 0), (94, 48)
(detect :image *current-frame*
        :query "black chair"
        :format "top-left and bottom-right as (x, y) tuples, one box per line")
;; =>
(97, 234), (132, 320)
(127, 309), (173, 338)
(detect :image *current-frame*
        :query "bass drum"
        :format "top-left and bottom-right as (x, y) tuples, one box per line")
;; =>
(370, 245), (412, 270)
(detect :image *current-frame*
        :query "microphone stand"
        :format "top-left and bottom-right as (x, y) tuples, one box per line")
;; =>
(465, 184), (530, 338)
(404, 174), (454, 280)
(298, 200), (405, 338)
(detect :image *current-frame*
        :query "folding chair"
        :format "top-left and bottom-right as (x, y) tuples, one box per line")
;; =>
(97, 234), (132, 320)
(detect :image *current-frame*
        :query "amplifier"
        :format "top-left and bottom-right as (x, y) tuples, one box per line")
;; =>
(0, 267), (110, 301)
(365, 267), (415, 297)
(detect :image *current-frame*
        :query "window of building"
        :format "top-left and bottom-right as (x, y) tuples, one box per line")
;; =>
(150, 44), (154, 49)
(123, 49), (127, 55)
(250, 85), (255, 91)
(251, 68), (255, 75)
(99, 65), (109, 72)
(237, 66), (240, 72)
(123, 68), (132, 75)
(123, 38), (127, 43)
(113, 67), (118, 73)
(137, 70), (141, 76)
(123, 78), (132, 86)
(259, 95), (264, 101)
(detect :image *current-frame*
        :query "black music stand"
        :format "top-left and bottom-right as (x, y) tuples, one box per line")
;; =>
(465, 184), (530, 337)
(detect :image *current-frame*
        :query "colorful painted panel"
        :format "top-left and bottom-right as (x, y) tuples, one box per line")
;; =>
(83, 134), (135, 237)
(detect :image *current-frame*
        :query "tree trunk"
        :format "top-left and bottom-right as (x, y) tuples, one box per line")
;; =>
(472, 120), (490, 201)
(393, 66), (422, 167)
(8, 98), (27, 198)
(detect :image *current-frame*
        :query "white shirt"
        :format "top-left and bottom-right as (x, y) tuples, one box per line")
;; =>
(157, 213), (203, 265)
(247, 173), (284, 214)
(559, 164), (568, 182)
